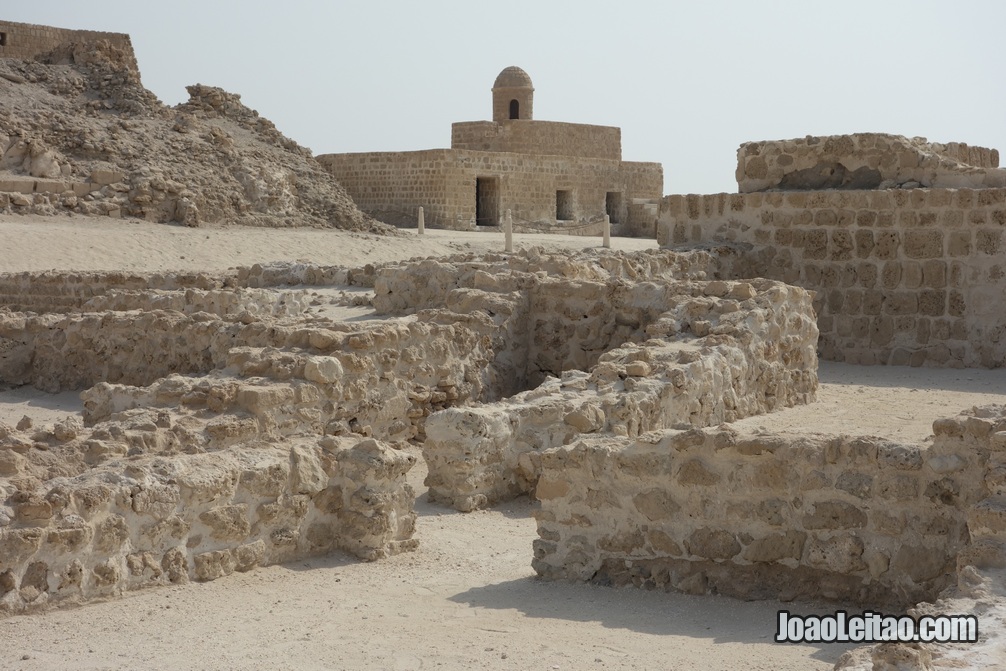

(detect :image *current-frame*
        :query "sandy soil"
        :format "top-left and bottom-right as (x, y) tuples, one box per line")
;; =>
(0, 215), (656, 273)
(1, 215), (1005, 670)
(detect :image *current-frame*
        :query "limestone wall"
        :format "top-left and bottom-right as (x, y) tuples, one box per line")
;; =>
(532, 405), (1006, 608)
(402, 248), (818, 511)
(0, 433), (415, 614)
(658, 188), (1006, 367)
(316, 149), (662, 231)
(450, 120), (622, 161)
(0, 20), (137, 71)
(737, 134), (1004, 193)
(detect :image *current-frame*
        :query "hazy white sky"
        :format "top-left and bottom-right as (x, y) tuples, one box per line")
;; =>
(7, 1), (1006, 194)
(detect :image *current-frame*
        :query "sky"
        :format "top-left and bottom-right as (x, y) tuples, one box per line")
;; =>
(6, 1), (1006, 195)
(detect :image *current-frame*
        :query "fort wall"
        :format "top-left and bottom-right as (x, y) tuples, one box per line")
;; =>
(451, 120), (621, 161)
(0, 20), (137, 71)
(658, 188), (1006, 367)
(317, 149), (661, 231)
(532, 405), (1006, 608)
(737, 133), (1004, 193)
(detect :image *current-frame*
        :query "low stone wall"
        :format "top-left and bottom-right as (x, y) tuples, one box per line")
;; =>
(0, 435), (415, 614)
(659, 188), (1006, 367)
(532, 405), (1006, 608)
(421, 272), (818, 511)
(737, 133), (1003, 192)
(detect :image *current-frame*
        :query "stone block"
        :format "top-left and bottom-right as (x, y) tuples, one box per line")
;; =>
(903, 230), (944, 259)
(976, 229), (1002, 255)
(742, 531), (806, 563)
(684, 528), (740, 560)
(91, 169), (126, 185)
(802, 500), (867, 529)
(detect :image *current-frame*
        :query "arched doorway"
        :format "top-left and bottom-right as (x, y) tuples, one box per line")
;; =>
(509, 99), (519, 120)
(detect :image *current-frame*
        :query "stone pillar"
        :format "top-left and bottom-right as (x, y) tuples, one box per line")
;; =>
(603, 215), (611, 249)
(505, 209), (513, 253)
(417, 206), (425, 235)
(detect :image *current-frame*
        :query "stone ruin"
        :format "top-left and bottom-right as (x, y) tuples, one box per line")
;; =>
(0, 134), (1004, 641)
(1, 20), (1005, 663)
(0, 19), (386, 231)
(0, 245), (820, 614)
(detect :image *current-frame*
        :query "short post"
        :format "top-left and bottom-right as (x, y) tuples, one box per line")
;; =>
(504, 209), (513, 252)
(603, 214), (611, 248)
(417, 206), (425, 235)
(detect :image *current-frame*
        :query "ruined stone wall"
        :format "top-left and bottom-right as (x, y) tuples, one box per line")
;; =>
(0, 20), (137, 71)
(737, 134), (1004, 193)
(0, 313), (499, 444)
(0, 270), (226, 313)
(0, 432), (415, 614)
(532, 405), (1006, 608)
(658, 188), (1006, 367)
(316, 149), (662, 231)
(450, 120), (622, 161)
(417, 261), (819, 511)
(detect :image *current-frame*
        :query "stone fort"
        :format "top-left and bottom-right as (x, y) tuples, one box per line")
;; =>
(317, 67), (663, 235)
(0, 19), (137, 70)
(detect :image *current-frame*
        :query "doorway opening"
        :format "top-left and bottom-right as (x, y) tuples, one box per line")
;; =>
(476, 177), (500, 227)
(509, 99), (519, 120)
(556, 190), (573, 221)
(605, 192), (623, 224)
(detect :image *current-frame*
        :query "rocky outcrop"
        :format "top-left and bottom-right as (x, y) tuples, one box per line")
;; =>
(0, 43), (388, 231)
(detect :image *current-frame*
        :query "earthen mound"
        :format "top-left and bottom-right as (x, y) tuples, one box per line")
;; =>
(0, 41), (391, 232)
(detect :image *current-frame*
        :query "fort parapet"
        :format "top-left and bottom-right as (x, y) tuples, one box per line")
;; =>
(0, 20), (137, 71)
(660, 133), (1006, 368)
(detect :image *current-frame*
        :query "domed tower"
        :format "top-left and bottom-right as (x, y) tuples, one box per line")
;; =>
(492, 66), (533, 123)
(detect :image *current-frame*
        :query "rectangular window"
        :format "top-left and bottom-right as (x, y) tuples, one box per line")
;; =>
(605, 191), (623, 224)
(556, 190), (573, 221)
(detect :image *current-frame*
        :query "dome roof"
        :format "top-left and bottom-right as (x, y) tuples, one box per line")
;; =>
(493, 66), (533, 89)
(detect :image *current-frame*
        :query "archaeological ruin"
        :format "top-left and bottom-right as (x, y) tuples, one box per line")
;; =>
(317, 67), (663, 235)
(1, 18), (1005, 667)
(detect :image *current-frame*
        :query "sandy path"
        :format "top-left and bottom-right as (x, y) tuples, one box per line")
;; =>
(0, 215), (655, 273)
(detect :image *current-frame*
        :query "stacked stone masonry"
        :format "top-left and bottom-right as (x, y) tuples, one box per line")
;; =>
(532, 405), (1006, 608)
(0, 256), (520, 613)
(736, 133), (1003, 193)
(371, 251), (819, 512)
(318, 66), (663, 235)
(0, 20), (137, 71)
(6, 248), (811, 612)
(659, 187), (1006, 367)
(451, 120), (621, 161)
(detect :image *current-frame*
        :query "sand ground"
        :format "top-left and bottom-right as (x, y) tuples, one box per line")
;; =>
(1, 215), (1004, 670)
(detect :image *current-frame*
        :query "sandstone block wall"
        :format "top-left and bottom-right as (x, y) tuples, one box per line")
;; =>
(394, 250), (818, 511)
(737, 133), (1004, 193)
(0, 20), (137, 71)
(451, 120), (622, 161)
(0, 434), (415, 614)
(316, 149), (661, 232)
(658, 188), (1006, 367)
(532, 405), (1006, 608)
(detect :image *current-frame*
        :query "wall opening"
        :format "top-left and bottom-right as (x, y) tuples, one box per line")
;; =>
(0, 33), (7, 47)
(476, 177), (500, 227)
(556, 190), (573, 221)
(509, 99), (519, 120)
(605, 192), (623, 224)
